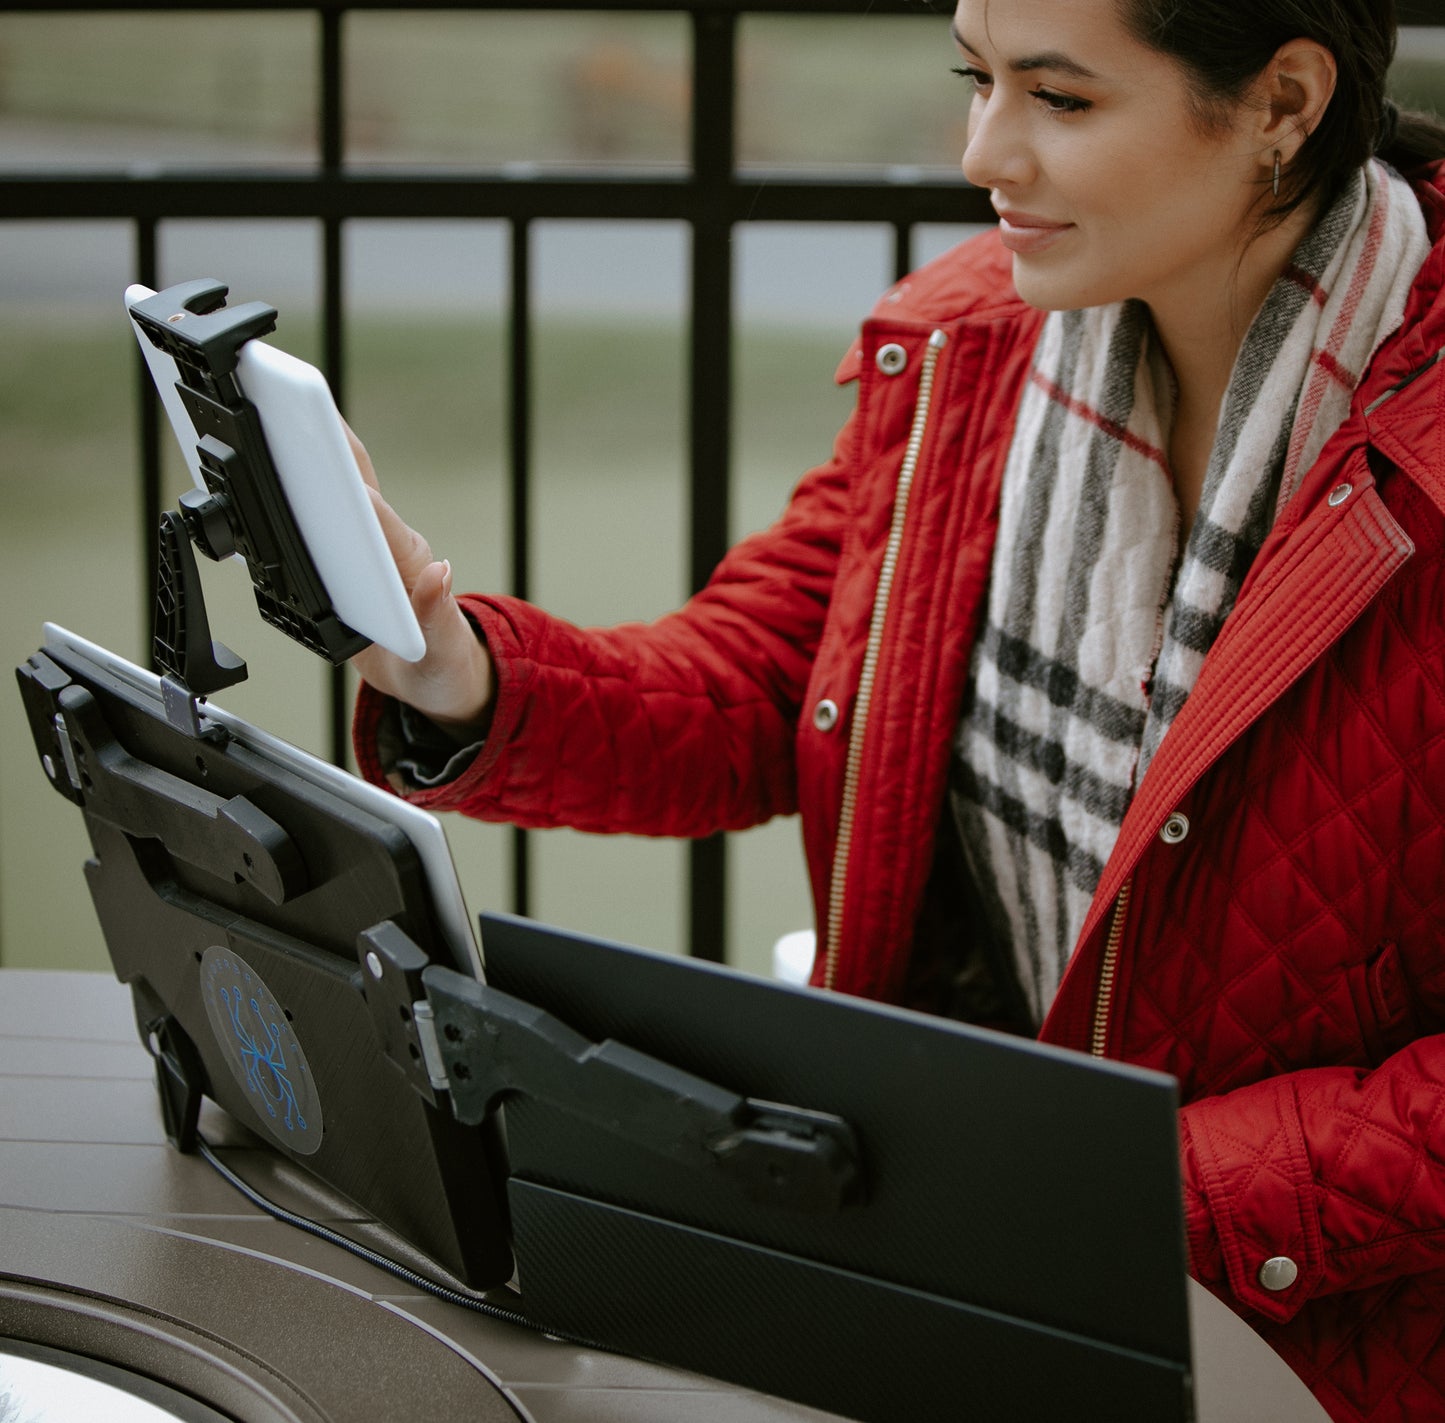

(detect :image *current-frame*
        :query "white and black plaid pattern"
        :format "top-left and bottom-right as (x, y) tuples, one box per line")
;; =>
(952, 163), (1430, 1024)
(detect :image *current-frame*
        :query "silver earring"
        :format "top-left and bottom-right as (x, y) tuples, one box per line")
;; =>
(1272, 150), (1281, 199)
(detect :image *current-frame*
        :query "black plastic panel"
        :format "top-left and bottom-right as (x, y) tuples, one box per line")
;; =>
(483, 912), (1193, 1421)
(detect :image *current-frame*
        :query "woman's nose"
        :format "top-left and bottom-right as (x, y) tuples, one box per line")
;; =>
(961, 98), (1031, 191)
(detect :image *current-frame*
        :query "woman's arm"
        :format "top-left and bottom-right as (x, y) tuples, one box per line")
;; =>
(351, 411), (859, 837)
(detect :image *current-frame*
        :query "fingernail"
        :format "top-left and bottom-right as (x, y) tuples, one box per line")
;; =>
(439, 559), (453, 599)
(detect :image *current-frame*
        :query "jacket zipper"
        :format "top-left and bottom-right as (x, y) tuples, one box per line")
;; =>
(824, 329), (948, 991)
(1363, 346), (1442, 414)
(1090, 879), (1132, 1057)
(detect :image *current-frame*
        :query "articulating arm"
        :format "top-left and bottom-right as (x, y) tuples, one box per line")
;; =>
(357, 921), (864, 1215)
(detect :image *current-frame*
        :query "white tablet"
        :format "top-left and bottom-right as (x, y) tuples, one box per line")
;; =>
(125, 284), (426, 664)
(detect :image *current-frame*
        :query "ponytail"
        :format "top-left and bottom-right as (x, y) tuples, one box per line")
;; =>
(1380, 101), (1445, 176)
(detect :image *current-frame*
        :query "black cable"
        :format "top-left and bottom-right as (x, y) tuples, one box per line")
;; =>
(194, 1132), (597, 1344)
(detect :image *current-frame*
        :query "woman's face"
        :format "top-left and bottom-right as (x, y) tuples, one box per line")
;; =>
(954, 0), (1267, 317)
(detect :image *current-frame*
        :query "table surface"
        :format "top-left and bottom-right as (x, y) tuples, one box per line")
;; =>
(0, 969), (1329, 1423)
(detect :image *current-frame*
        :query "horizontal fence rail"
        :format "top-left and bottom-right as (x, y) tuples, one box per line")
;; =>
(5, 0), (1442, 964)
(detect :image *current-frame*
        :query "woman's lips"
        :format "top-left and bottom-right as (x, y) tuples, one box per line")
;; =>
(997, 213), (1073, 254)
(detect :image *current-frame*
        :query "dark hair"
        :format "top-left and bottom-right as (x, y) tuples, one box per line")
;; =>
(1118, 0), (1445, 223)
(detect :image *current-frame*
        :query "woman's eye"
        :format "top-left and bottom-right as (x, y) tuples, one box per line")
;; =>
(1031, 87), (1091, 115)
(951, 65), (992, 93)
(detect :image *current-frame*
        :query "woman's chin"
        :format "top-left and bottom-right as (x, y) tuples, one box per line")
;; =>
(1011, 258), (1088, 312)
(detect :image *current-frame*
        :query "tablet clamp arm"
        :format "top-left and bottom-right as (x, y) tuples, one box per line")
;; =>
(154, 505), (248, 737)
(16, 651), (308, 903)
(132, 278), (370, 738)
(358, 922), (864, 1215)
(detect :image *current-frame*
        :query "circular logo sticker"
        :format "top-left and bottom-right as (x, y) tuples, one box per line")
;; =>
(200, 946), (323, 1155)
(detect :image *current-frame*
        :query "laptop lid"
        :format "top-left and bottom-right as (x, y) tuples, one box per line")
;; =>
(481, 910), (1194, 1423)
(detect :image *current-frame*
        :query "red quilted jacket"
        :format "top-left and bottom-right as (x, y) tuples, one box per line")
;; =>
(356, 165), (1445, 1420)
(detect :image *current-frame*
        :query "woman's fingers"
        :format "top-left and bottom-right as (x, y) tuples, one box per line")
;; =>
(342, 420), (497, 733)
(344, 419), (379, 492)
(365, 482), (436, 591)
(347, 421), (439, 592)
(409, 555), (456, 635)
(350, 542), (495, 732)
(392, 559), (497, 734)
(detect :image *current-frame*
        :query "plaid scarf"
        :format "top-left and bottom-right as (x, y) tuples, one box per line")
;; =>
(951, 161), (1430, 1025)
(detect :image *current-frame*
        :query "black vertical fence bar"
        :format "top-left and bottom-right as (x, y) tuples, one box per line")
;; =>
(321, 5), (349, 768)
(687, 8), (737, 963)
(319, 5), (344, 386)
(893, 221), (913, 285)
(137, 216), (160, 657)
(509, 215), (533, 917)
(324, 210), (348, 768)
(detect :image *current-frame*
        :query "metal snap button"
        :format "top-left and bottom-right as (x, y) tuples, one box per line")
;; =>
(876, 343), (908, 376)
(1160, 812), (1190, 845)
(1259, 1256), (1299, 1292)
(812, 698), (840, 732)
(1327, 482), (1353, 507)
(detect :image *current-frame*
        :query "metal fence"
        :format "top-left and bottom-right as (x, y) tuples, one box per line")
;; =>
(6, 0), (1442, 963)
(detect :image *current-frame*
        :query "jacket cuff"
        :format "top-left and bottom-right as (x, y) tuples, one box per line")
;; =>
(351, 593), (528, 809)
(1178, 1115), (1226, 1291)
(1179, 1077), (1323, 1323)
(352, 677), (397, 792)
(392, 701), (485, 788)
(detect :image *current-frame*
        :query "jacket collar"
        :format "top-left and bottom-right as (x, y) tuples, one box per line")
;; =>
(1354, 163), (1445, 518)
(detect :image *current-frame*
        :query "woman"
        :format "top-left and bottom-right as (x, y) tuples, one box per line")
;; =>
(351, 2), (1445, 1417)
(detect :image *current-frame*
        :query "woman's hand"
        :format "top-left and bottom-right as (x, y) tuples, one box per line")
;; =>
(345, 425), (496, 741)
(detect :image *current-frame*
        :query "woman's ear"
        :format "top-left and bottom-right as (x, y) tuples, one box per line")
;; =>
(1257, 38), (1337, 164)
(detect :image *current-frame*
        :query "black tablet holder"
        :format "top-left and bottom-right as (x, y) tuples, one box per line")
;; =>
(16, 636), (863, 1279)
(113, 281), (863, 1225)
(130, 279), (370, 738)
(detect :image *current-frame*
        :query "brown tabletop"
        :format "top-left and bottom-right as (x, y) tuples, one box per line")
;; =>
(0, 969), (1328, 1423)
